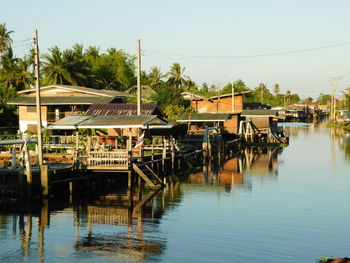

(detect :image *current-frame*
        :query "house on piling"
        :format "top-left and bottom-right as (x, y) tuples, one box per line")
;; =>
(8, 85), (131, 133)
(180, 91), (251, 137)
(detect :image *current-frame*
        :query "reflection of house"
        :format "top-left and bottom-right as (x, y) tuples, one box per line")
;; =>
(8, 85), (130, 133)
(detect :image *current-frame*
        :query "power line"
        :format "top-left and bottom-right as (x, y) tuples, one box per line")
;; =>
(143, 41), (350, 59)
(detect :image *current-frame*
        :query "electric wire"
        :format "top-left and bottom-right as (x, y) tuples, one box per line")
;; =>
(142, 41), (350, 59)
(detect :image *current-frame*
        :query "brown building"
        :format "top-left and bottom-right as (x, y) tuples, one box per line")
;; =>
(182, 91), (250, 113)
(180, 91), (250, 135)
(8, 85), (130, 133)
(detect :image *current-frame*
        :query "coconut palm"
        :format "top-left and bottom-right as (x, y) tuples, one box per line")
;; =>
(166, 63), (188, 90)
(147, 66), (163, 87)
(273, 84), (280, 96)
(0, 23), (13, 57)
(183, 79), (197, 92)
(42, 46), (76, 85)
(258, 83), (267, 104)
(285, 90), (291, 106)
(13, 58), (34, 90)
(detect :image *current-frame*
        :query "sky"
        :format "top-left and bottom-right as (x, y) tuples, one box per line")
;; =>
(3, 0), (350, 98)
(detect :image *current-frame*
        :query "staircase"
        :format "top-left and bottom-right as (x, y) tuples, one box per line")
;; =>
(132, 163), (164, 187)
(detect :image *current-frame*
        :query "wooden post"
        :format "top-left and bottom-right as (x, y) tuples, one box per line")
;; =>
(40, 164), (49, 197)
(162, 139), (166, 173)
(24, 144), (32, 198)
(35, 144), (39, 165)
(232, 81), (235, 112)
(86, 136), (91, 152)
(34, 29), (43, 167)
(136, 39), (141, 116)
(12, 146), (16, 169)
(151, 140), (154, 169)
(171, 141), (175, 170)
(128, 171), (132, 188)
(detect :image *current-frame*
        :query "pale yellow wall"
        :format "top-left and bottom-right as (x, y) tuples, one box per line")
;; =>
(19, 106), (47, 121)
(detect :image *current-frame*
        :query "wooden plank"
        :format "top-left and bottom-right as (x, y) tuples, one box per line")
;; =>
(132, 163), (155, 187)
(144, 164), (164, 186)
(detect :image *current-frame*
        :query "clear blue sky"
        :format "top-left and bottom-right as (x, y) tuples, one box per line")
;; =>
(3, 0), (350, 98)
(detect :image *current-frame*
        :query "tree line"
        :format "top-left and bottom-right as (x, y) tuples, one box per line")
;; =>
(1, 23), (349, 125)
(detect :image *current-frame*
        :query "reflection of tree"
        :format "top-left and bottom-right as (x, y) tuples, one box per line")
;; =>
(333, 129), (350, 161)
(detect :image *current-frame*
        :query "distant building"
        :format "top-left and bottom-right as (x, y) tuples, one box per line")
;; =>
(8, 85), (130, 133)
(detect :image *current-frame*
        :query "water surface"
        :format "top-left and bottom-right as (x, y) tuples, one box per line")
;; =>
(0, 124), (350, 262)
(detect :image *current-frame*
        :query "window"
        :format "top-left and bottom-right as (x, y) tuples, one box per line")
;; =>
(27, 106), (36, 112)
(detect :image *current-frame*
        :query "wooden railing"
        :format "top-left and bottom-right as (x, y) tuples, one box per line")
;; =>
(86, 150), (129, 170)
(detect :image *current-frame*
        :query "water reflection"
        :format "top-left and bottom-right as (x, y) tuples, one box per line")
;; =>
(0, 182), (185, 263)
(188, 147), (283, 193)
(331, 128), (350, 161)
(283, 122), (350, 161)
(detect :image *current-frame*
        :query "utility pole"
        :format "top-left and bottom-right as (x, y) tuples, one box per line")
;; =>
(34, 29), (43, 166)
(231, 81), (235, 112)
(136, 39), (141, 116)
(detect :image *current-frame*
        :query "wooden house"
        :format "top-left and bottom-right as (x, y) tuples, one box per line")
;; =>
(182, 91), (250, 113)
(241, 109), (279, 129)
(180, 91), (250, 135)
(177, 112), (239, 135)
(8, 85), (131, 133)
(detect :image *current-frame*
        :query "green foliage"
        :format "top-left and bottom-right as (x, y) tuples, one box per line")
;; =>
(41, 44), (135, 90)
(164, 104), (186, 120)
(151, 82), (190, 111)
(78, 128), (108, 136)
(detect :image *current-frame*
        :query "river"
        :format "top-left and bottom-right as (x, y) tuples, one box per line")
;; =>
(0, 123), (349, 262)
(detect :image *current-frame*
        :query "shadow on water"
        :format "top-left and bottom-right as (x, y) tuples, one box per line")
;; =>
(0, 177), (185, 263)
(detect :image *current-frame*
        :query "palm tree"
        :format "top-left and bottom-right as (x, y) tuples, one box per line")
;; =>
(13, 58), (34, 90)
(147, 66), (163, 87)
(258, 83), (267, 104)
(42, 46), (74, 85)
(273, 84), (280, 96)
(84, 45), (100, 58)
(166, 63), (188, 90)
(183, 79), (197, 92)
(0, 23), (13, 57)
(285, 90), (291, 106)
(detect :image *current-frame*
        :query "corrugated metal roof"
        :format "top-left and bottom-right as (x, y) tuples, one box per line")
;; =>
(50, 115), (168, 129)
(177, 112), (230, 122)
(52, 115), (94, 126)
(8, 96), (115, 105)
(18, 85), (130, 98)
(85, 103), (163, 116)
(241, 110), (278, 116)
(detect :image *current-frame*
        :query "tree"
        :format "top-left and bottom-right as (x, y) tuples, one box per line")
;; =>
(166, 63), (188, 90)
(183, 79), (197, 93)
(0, 23), (13, 58)
(42, 46), (77, 85)
(147, 66), (163, 87)
(285, 90), (292, 106)
(257, 83), (267, 104)
(273, 84), (280, 96)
